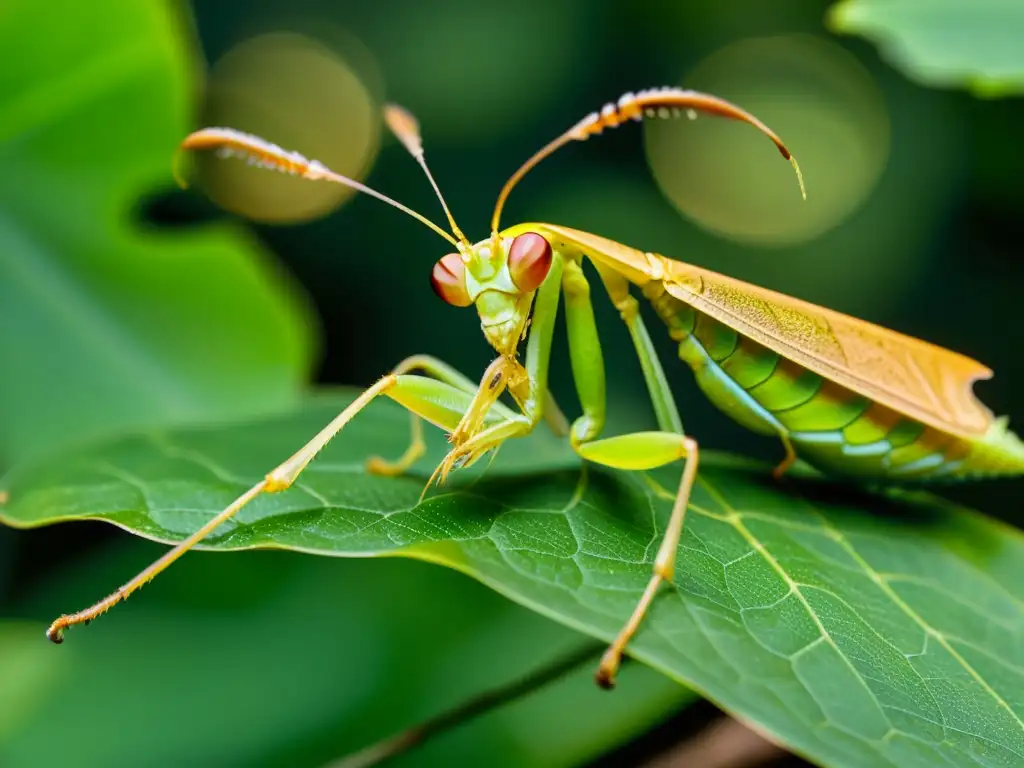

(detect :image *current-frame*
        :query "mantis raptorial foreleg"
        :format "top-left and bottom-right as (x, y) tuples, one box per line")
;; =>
(431, 253), (567, 479)
(434, 256), (607, 471)
(367, 354), (518, 477)
(368, 353), (572, 479)
(45, 372), (498, 643)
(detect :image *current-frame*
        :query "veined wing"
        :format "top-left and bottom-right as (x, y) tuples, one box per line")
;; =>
(534, 224), (995, 438)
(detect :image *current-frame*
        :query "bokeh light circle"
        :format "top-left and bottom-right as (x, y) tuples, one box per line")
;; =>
(644, 35), (890, 246)
(196, 32), (379, 224)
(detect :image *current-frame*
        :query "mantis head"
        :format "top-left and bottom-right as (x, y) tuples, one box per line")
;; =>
(430, 232), (552, 357)
(374, 103), (555, 357)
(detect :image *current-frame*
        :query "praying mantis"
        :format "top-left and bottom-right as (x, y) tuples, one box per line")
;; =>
(45, 87), (1024, 689)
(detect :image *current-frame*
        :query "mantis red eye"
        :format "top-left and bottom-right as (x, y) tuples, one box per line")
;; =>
(508, 232), (552, 293)
(430, 253), (473, 307)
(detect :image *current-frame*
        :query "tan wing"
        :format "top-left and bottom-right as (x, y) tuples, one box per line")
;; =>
(532, 224), (995, 438)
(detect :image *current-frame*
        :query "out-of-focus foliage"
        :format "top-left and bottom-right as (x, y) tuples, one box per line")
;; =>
(829, 0), (1024, 96)
(1, 548), (689, 768)
(0, 0), (316, 464)
(5, 392), (1023, 768)
(0, 623), (66, 744)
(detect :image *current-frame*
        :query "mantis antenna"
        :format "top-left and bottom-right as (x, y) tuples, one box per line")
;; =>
(177, 127), (462, 248)
(384, 103), (471, 250)
(490, 87), (806, 234)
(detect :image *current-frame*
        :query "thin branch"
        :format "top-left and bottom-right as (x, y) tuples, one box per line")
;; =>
(326, 640), (607, 768)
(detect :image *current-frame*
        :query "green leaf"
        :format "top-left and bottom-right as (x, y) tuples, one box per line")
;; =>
(0, 0), (315, 462)
(3, 391), (1023, 768)
(2, 547), (690, 767)
(828, 0), (1024, 96)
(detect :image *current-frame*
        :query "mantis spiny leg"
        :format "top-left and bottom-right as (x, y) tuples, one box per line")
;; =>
(45, 372), (498, 643)
(430, 252), (567, 480)
(367, 355), (519, 477)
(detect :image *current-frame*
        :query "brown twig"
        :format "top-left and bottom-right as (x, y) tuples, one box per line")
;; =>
(326, 640), (607, 768)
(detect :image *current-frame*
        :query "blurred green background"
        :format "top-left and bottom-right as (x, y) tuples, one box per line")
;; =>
(3, 0), (1023, 766)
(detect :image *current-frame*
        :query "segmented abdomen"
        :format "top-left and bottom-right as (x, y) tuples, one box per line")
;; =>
(643, 282), (1022, 481)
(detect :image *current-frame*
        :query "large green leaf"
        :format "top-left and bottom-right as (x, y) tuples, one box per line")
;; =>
(0, 0), (315, 462)
(828, 0), (1024, 96)
(3, 391), (1023, 768)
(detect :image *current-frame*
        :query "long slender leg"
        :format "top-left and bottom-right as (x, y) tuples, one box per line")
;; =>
(46, 372), (491, 643)
(598, 262), (797, 483)
(574, 432), (699, 688)
(592, 262), (683, 435)
(562, 259), (606, 445)
(592, 265), (705, 675)
(555, 256), (700, 688)
(595, 263), (799, 483)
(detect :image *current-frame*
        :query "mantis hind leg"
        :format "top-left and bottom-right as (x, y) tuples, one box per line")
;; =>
(559, 256), (701, 687)
(45, 372), (487, 644)
(572, 432), (699, 688)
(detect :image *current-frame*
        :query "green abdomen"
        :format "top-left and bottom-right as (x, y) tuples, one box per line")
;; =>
(643, 283), (1024, 482)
